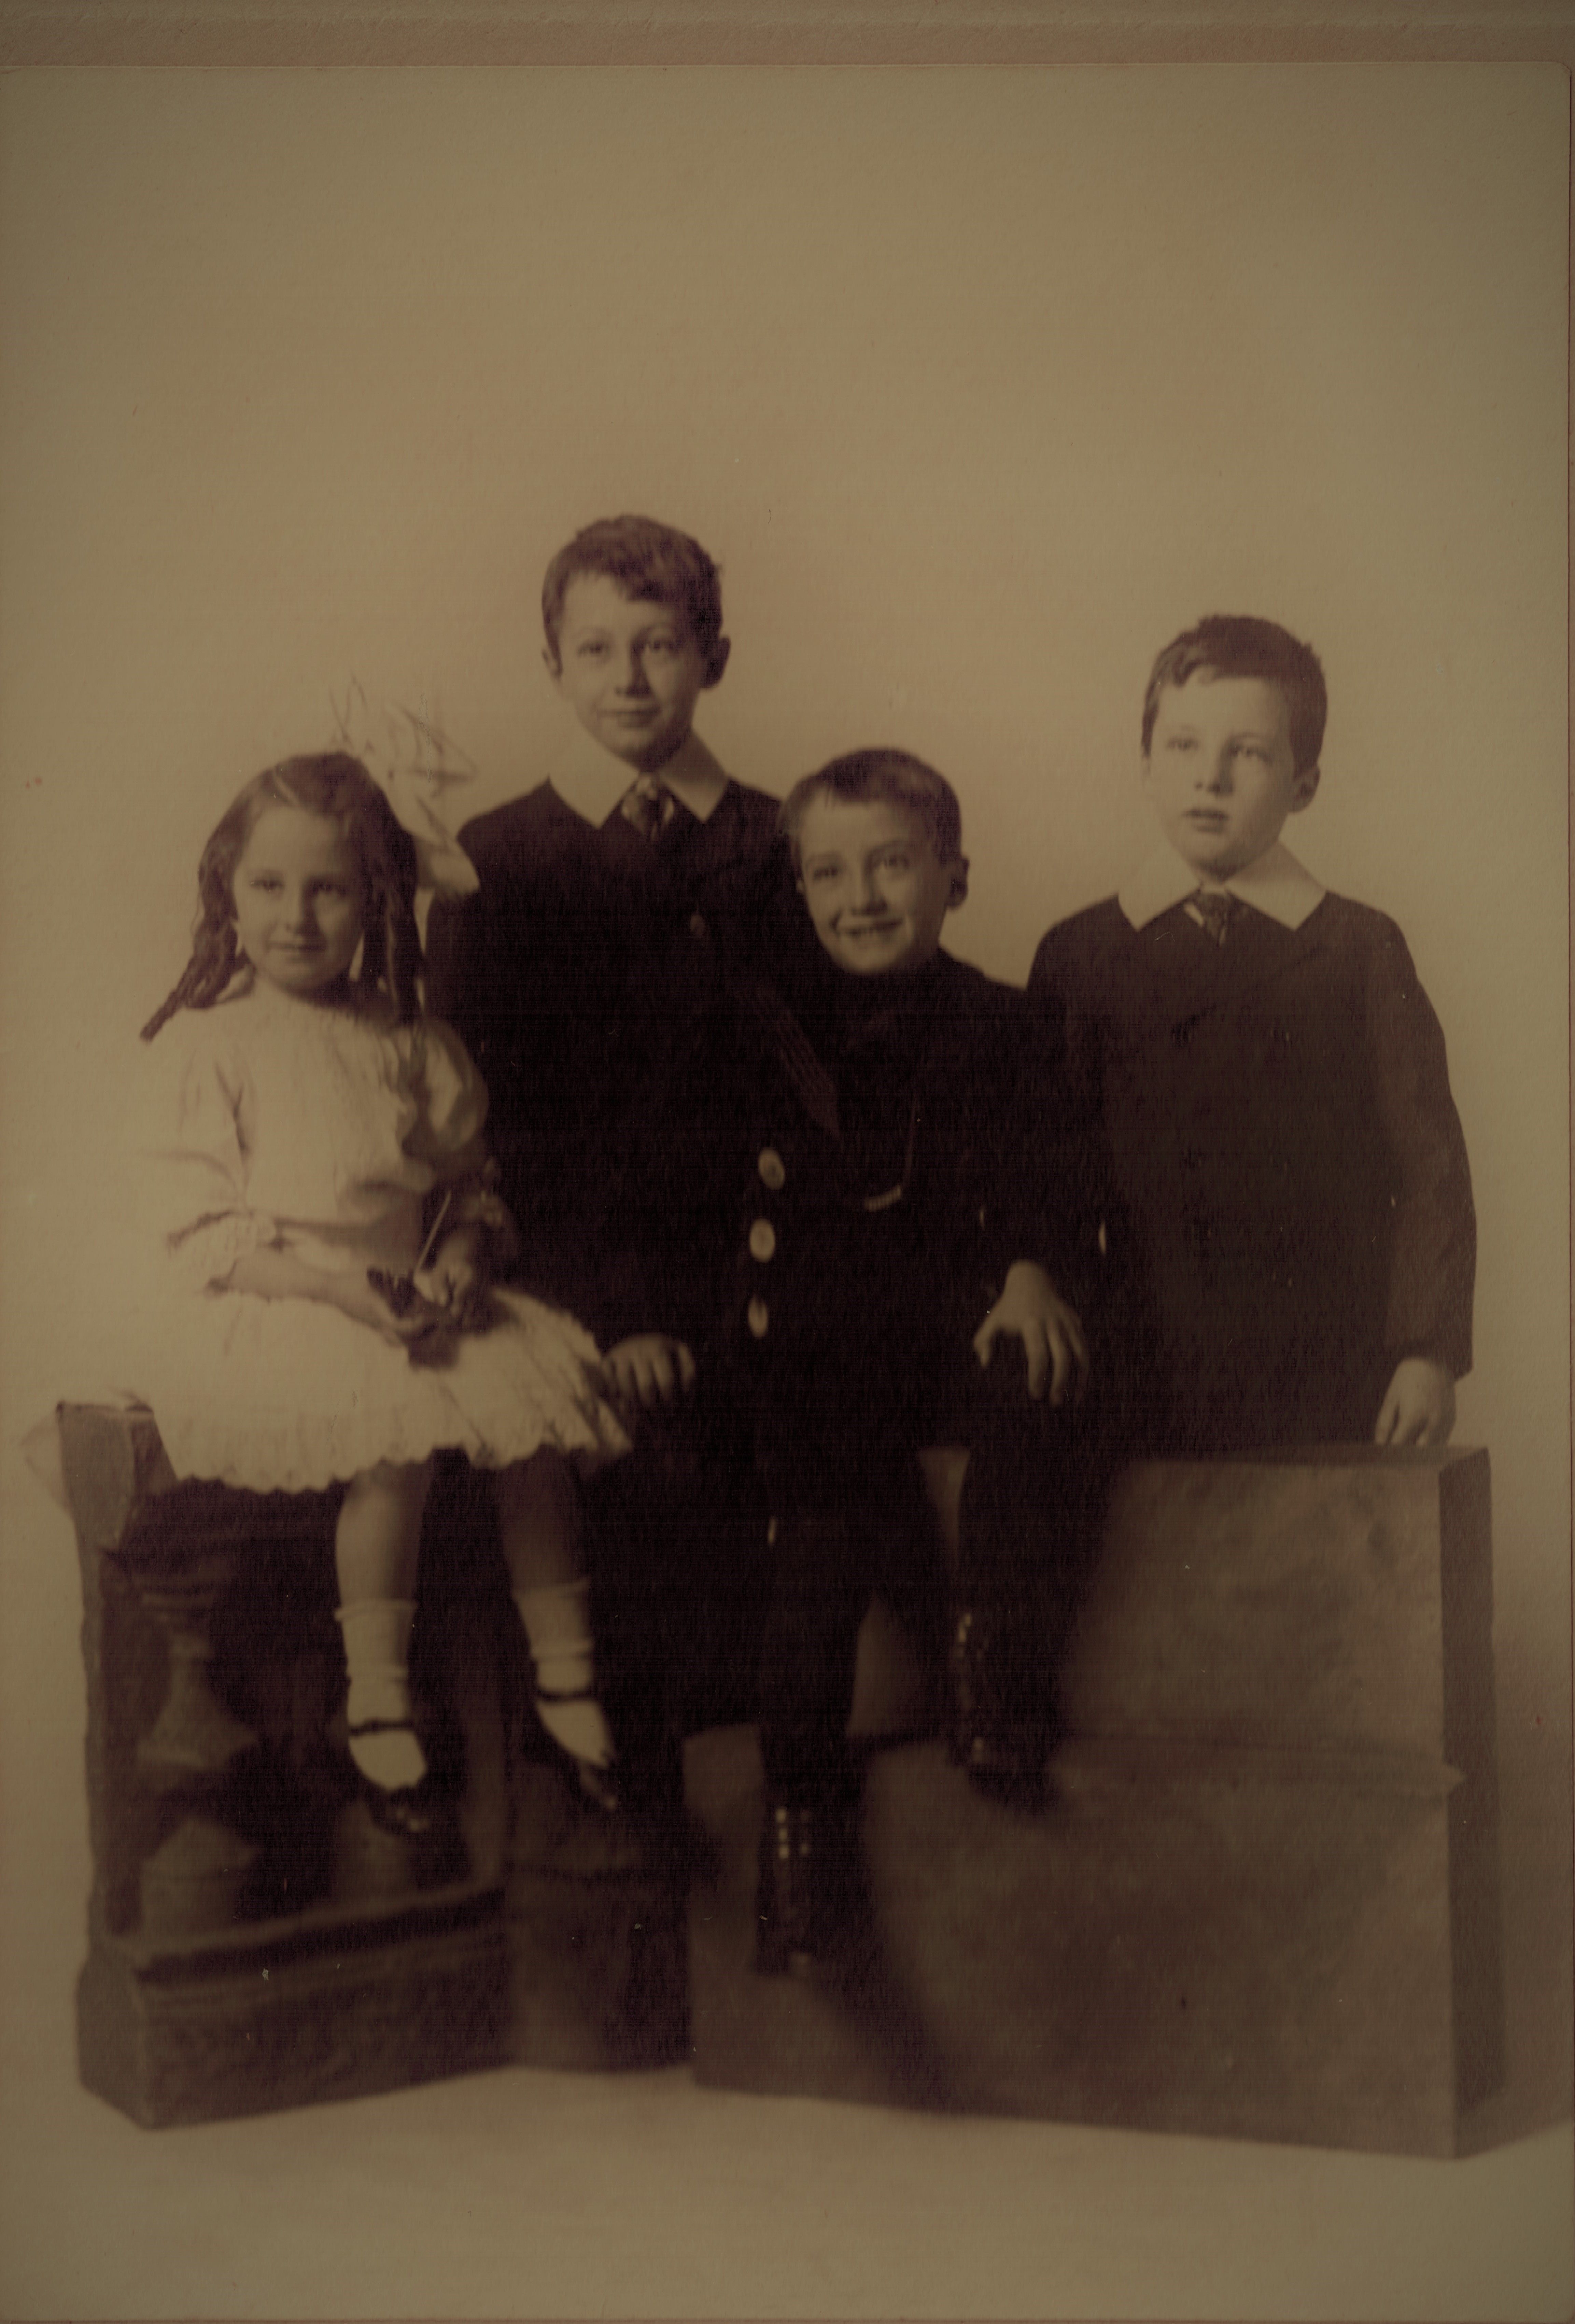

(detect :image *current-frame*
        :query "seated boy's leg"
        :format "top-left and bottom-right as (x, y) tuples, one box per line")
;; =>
(947, 1342), (1113, 1780)
(678, 1397), (776, 1734)
(756, 1497), (875, 1806)
(583, 1383), (772, 1762)
(752, 1494), (882, 1973)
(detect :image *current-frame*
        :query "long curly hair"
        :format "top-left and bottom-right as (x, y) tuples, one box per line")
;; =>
(141, 753), (424, 1041)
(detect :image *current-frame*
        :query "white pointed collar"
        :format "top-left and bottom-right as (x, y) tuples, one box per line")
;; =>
(1117, 839), (1326, 932)
(545, 720), (731, 831)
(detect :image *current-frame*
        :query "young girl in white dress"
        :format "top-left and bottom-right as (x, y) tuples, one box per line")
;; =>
(135, 752), (632, 1832)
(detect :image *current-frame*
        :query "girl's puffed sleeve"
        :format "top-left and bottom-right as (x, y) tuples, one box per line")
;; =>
(406, 1016), (491, 1176)
(406, 1015), (521, 1261)
(137, 1019), (282, 1294)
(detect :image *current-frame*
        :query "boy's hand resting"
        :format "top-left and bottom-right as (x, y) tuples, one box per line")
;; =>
(603, 1334), (698, 1414)
(973, 1261), (1089, 1406)
(1374, 1357), (1456, 1447)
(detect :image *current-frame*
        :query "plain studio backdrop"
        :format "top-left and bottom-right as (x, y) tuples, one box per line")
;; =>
(0, 62), (1570, 2322)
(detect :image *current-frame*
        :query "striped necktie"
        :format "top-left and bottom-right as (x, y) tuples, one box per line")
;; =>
(621, 773), (679, 842)
(1186, 888), (1243, 947)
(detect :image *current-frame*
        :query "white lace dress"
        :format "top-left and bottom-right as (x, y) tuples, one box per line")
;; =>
(129, 978), (631, 1493)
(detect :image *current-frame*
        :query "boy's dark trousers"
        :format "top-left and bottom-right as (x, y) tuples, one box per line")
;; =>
(582, 1381), (772, 1756)
(424, 779), (797, 1762)
(754, 1342), (1106, 1806)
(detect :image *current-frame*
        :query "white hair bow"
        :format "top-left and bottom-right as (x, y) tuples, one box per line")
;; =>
(330, 679), (480, 897)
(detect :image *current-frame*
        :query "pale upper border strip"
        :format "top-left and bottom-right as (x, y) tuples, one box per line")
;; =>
(3, 1), (1575, 68)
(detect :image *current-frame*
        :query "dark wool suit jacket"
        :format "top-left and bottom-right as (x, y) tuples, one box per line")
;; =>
(629, 946), (1106, 1479)
(424, 775), (793, 1346)
(1029, 893), (1475, 1453)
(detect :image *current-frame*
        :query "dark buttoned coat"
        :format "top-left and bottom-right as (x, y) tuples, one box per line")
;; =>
(1029, 893), (1476, 1452)
(633, 947), (1105, 1487)
(424, 776), (793, 1347)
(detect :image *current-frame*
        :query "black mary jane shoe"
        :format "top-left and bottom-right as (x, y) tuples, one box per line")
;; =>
(566, 1753), (621, 1817)
(348, 1719), (447, 1839)
(530, 1686), (623, 1818)
(361, 1774), (449, 1840)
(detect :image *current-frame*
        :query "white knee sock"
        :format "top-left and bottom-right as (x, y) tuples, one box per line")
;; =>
(337, 1598), (428, 1791)
(513, 1579), (615, 1769)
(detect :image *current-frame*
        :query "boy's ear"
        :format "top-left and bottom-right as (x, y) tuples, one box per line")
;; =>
(542, 642), (563, 685)
(947, 856), (970, 909)
(1289, 761), (1321, 813)
(702, 634), (732, 690)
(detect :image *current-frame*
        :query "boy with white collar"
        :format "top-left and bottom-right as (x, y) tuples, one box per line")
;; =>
(1030, 614), (1476, 1456)
(429, 515), (791, 1386)
(425, 516), (793, 1771)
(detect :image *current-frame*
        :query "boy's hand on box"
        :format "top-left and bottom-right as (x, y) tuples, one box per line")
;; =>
(973, 1261), (1089, 1406)
(1374, 1357), (1456, 1447)
(603, 1333), (698, 1414)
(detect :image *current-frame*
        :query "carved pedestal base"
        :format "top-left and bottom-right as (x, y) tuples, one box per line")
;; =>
(78, 1890), (508, 2129)
(61, 1404), (512, 2127)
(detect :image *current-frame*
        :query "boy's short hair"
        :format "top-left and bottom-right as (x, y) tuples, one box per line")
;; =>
(541, 514), (725, 665)
(779, 749), (964, 870)
(1142, 615), (1328, 775)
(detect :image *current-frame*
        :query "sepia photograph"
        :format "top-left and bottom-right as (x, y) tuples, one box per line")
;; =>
(0, 19), (1570, 2320)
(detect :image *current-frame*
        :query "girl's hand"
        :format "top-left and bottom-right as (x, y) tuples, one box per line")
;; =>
(416, 1227), (492, 1330)
(226, 1246), (458, 1361)
(332, 1269), (458, 1356)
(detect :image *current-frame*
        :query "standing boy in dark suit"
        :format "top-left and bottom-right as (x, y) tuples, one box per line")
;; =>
(424, 515), (791, 1774)
(637, 750), (1106, 1970)
(1030, 614), (1475, 1457)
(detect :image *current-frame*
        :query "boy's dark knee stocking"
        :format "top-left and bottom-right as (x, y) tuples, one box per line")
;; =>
(756, 1504), (872, 1806)
(956, 1390), (1109, 1733)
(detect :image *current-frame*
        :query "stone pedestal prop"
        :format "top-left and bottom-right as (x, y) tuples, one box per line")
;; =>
(688, 1447), (1504, 2156)
(61, 1404), (508, 2127)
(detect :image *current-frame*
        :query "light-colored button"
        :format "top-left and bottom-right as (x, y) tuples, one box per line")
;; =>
(689, 912), (709, 941)
(746, 1296), (770, 1339)
(757, 1148), (786, 1191)
(748, 1218), (777, 1263)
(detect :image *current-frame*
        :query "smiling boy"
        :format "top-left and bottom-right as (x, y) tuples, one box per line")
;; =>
(637, 750), (1106, 1968)
(1030, 614), (1476, 1456)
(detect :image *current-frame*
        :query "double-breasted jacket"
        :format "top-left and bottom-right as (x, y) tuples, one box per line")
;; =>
(1029, 893), (1476, 1450)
